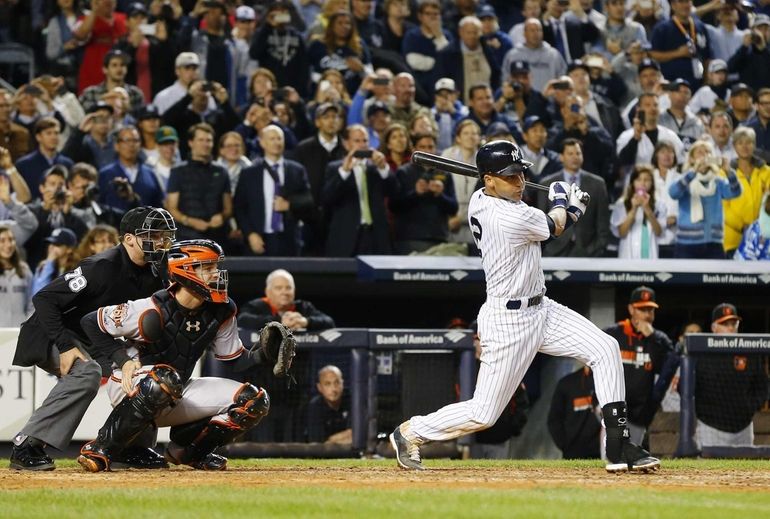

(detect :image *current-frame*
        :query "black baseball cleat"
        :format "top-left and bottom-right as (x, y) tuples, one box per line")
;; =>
(78, 440), (110, 473)
(389, 422), (424, 471)
(165, 442), (228, 471)
(606, 442), (661, 473)
(110, 446), (169, 470)
(9, 441), (55, 471)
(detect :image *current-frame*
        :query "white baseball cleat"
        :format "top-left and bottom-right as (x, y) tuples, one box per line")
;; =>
(390, 422), (425, 471)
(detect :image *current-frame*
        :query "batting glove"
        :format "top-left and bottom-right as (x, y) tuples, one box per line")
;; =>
(567, 184), (588, 222)
(548, 181), (570, 209)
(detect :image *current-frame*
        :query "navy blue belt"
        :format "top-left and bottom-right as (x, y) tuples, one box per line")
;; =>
(506, 294), (543, 310)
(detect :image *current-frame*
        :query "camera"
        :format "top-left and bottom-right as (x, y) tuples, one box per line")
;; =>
(110, 178), (131, 196)
(637, 110), (646, 125)
(201, 81), (214, 93)
(353, 149), (373, 159)
(373, 77), (390, 86)
(570, 103), (580, 113)
(751, 31), (763, 47)
(512, 81), (523, 92)
(53, 188), (67, 204)
(85, 182), (100, 202)
(272, 88), (286, 102)
(552, 80), (571, 90)
(160, 2), (175, 21)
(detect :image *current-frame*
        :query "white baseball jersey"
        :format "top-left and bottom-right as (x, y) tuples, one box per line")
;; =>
(97, 297), (244, 366)
(410, 187), (626, 443)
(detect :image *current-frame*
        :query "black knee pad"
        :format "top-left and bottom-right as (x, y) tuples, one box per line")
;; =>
(132, 364), (184, 418)
(228, 384), (270, 430)
(170, 417), (211, 446)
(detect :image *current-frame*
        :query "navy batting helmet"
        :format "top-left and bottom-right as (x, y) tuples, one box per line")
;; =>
(475, 140), (533, 179)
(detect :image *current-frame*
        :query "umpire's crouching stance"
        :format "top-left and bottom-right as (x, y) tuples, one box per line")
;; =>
(10, 207), (177, 471)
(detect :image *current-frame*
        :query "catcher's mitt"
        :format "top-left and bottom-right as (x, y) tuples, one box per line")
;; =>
(259, 321), (296, 377)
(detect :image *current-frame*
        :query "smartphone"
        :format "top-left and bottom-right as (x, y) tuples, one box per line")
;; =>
(637, 110), (646, 125)
(24, 85), (43, 96)
(552, 80), (571, 90)
(274, 12), (291, 24)
(373, 77), (390, 86)
(353, 149), (373, 159)
(139, 23), (156, 36)
(319, 80), (332, 92)
(570, 103), (580, 113)
(202, 81), (214, 93)
(636, 188), (647, 197)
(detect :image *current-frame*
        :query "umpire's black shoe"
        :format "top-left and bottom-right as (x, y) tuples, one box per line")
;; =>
(111, 446), (169, 470)
(9, 441), (55, 471)
(389, 422), (424, 471)
(606, 442), (661, 473)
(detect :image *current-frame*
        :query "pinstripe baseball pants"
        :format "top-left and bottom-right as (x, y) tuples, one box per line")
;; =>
(411, 296), (626, 441)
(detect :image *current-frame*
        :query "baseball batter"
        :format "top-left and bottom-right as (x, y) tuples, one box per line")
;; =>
(391, 141), (660, 473)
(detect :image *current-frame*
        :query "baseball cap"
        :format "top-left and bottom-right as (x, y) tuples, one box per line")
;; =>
(367, 100), (391, 118)
(629, 286), (659, 309)
(731, 82), (755, 97)
(315, 102), (341, 118)
(477, 5), (497, 18)
(103, 49), (129, 67)
(712, 303), (741, 325)
(752, 14), (770, 28)
(87, 100), (115, 114)
(485, 122), (511, 138)
(510, 60), (530, 75)
(523, 115), (545, 132)
(585, 56), (604, 69)
(175, 52), (200, 68)
(202, 0), (226, 10)
(135, 104), (160, 121)
(120, 206), (155, 236)
(127, 2), (148, 17)
(637, 58), (660, 74)
(708, 59), (728, 74)
(567, 60), (590, 74)
(664, 78), (691, 92)
(434, 78), (457, 93)
(155, 126), (179, 144)
(235, 5), (256, 21)
(45, 227), (77, 247)
(266, 0), (292, 13)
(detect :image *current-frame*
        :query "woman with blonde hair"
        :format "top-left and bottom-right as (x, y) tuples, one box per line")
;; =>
(669, 140), (742, 258)
(378, 123), (412, 172)
(0, 226), (33, 326)
(442, 119), (481, 246)
(611, 165), (667, 259)
(722, 126), (770, 256)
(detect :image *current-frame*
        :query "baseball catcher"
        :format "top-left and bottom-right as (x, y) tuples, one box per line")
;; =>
(77, 239), (294, 472)
(390, 140), (660, 473)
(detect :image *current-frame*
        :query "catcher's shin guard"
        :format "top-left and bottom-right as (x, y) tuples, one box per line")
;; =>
(78, 365), (183, 472)
(602, 402), (661, 473)
(165, 384), (269, 470)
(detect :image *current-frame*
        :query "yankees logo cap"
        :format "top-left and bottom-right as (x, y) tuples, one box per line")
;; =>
(712, 303), (741, 325)
(629, 286), (659, 308)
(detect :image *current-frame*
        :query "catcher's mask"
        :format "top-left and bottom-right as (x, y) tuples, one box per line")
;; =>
(167, 240), (229, 303)
(120, 206), (177, 265)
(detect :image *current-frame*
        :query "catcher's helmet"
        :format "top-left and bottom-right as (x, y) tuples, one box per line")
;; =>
(475, 140), (533, 179)
(167, 240), (229, 303)
(120, 206), (177, 264)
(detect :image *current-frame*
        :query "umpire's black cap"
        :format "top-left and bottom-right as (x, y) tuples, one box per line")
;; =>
(120, 206), (154, 237)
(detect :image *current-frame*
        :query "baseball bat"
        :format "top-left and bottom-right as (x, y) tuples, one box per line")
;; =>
(411, 151), (549, 193)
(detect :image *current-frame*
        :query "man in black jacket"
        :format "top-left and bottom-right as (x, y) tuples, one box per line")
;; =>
(9, 206), (176, 471)
(548, 366), (601, 459)
(695, 303), (769, 448)
(602, 286), (674, 447)
(238, 268), (335, 442)
(390, 133), (458, 254)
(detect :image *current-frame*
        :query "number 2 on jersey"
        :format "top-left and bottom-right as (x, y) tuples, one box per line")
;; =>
(470, 216), (482, 256)
(64, 267), (87, 292)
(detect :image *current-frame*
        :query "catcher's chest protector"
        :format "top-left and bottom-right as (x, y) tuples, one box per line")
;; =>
(143, 291), (236, 382)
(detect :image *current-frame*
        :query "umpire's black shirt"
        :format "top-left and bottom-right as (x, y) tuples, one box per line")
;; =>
(12, 244), (162, 367)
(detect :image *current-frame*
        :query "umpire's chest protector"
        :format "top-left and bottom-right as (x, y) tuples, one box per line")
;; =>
(141, 290), (236, 382)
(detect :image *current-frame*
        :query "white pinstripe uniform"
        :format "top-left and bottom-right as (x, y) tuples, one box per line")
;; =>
(409, 188), (626, 442)
(97, 298), (247, 427)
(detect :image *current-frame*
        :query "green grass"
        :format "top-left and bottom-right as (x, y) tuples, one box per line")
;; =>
(2, 459), (769, 519)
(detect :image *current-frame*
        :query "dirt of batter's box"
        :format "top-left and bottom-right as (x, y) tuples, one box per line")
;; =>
(3, 466), (770, 492)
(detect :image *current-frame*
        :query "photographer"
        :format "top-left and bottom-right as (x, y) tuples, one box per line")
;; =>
(668, 140), (742, 258)
(162, 79), (240, 159)
(728, 15), (770, 92)
(389, 132), (457, 254)
(68, 162), (124, 230)
(494, 61), (549, 128)
(98, 126), (164, 211)
(24, 165), (88, 268)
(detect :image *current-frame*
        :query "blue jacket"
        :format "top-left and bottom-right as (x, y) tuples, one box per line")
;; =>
(15, 150), (73, 199)
(669, 171), (742, 245)
(98, 161), (165, 211)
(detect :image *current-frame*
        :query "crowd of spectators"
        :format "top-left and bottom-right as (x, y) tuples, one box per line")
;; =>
(1, 0), (769, 266)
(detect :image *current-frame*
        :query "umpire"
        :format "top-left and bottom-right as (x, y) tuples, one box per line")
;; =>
(9, 206), (176, 471)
